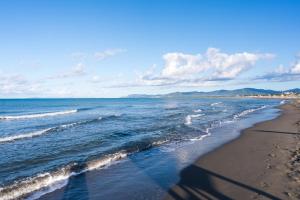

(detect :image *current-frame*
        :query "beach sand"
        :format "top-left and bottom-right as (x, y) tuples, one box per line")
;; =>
(165, 101), (300, 200)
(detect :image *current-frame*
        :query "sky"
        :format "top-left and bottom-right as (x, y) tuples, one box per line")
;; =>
(0, 0), (300, 98)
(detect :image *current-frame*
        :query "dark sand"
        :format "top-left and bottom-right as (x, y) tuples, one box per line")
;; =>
(165, 101), (300, 200)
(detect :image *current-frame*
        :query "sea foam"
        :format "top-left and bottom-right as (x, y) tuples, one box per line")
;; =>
(234, 105), (267, 120)
(184, 114), (204, 125)
(0, 110), (78, 120)
(280, 100), (287, 105)
(193, 109), (202, 113)
(0, 128), (52, 143)
(210, 102), (222, 106)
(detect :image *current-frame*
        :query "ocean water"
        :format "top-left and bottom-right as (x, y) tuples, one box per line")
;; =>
(0, 98), (282, 200)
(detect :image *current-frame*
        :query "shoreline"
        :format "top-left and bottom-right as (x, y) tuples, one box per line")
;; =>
(165, 101), (300, 200)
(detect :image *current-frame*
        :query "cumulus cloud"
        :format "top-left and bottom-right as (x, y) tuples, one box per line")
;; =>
(254, 56), (300, 82)
(134, 48), (274, 87)
(291, 60), (300, 73)
(94, 48), (126, 60)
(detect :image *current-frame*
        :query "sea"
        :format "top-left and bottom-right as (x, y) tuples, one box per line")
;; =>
(0, 98), (284, 200)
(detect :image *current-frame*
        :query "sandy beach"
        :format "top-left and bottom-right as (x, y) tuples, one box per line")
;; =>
(165, 101), (300, 200)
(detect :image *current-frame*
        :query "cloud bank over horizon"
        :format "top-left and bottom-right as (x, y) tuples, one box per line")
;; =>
(0, 47), (300, 98)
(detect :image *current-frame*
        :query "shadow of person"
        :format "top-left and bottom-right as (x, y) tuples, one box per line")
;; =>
(166, 165), (281, 200)
(167, 165), (232, 200)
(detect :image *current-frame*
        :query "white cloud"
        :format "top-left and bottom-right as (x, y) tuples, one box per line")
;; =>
(134, 48), (274, 87)
(161, 48), (273, 79)
(291, 60), (300, 73)
(254, 55), (300, 82)
(90, 75), (103, 83)
(0, 72), (42, 96)
(48, 63), (86, 79)
(94, 48), (126, 60)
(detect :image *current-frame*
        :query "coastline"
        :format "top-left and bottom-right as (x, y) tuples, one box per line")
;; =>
(165, 101), (300, 200)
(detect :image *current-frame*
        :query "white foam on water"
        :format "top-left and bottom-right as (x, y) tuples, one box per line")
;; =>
(193, 109), (202, 113)
(0, 121), (80, 144)
(26, 178), (69, 200)
(0, 110), (78, 120)
(0, 114), (122, 144)
(59, 122), (78, 128)
(210, 102), (222, 106)
(86, 152), (127, 171)
(184, 114), (204, 125)
(280, 100), (287, 105)
(152, 139), (169, 146)
(234, 105), (267, 120)
(0, 166), (74, 200)
(0, 128), (52, 143)
(189, 132), (211, 141)
(189, 127), (212, 142)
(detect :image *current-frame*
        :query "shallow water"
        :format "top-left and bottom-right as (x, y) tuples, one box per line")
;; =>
(0, 98), (281, 199)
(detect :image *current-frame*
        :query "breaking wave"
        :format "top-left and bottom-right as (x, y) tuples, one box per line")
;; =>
(184, 114), (204, 125)
(0, 128), (52, 143)
(0, 114), (123, 144)
(0, 110), (78, 120)
(193, 109), (202, 113)
(0, 151), (127, 200)
(233, 105), (267, 120)
(0, 136), (170, 200)
(189, 127), (212, 142)
(211, 102), (222, 106)
(280, 100), (287, 105)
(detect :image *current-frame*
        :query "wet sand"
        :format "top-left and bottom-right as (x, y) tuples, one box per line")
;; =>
(165, 101), (300, 200)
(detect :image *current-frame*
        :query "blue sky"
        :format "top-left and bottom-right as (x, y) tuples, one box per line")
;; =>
(0, 0), (300, 98)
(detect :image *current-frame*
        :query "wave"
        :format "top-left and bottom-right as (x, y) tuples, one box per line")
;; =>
(77, 105), (103, 112)
(210, 102), (222, 106)
(0, 135), (171, 200)
(233, 105), (267, 120)
(189, 132), (211, 142)
(0, 128), (52, 143)
(193, 109), (202, 113)
(86, 152), (127, 171)
(0, 151), (128, 200)
(0, 121), (82, 144)
(280, 100), (287, 105)
(0, 110), (78, 120)
(0, 135), (168, 200)
(0, 114), (122, 144)
(184, 114), (204, 125)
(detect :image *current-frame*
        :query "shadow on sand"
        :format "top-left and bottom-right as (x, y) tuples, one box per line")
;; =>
(166, 165), (281, 200)
(254, 129), (300, 135)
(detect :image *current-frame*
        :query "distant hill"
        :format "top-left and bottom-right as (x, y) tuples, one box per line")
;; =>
(126, 88), (300, 98)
